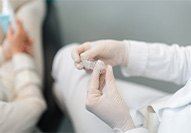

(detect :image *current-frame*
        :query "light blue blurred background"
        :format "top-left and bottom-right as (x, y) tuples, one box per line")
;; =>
(48, 0), (191, 132)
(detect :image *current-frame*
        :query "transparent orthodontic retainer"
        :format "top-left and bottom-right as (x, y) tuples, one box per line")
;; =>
(82, 59), (106, 89)
(81, 59), (106, 74)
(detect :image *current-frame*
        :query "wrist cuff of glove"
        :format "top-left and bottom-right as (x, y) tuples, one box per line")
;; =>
(121, 40), (148, 77)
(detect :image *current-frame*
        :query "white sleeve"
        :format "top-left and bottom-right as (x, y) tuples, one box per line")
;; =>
(121, 40), (191, 85)
(125, 128), (148, 133)
(146, 77), (191, 133)
(16, 0), (46, 78)
(114, 127), (148, 133)
(0, 53), (46, 133)
(0, 47), (5, 65)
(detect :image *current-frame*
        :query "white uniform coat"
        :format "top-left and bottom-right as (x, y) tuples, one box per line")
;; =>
(121, 40), (191, 133)
(52, 41), (191, 133)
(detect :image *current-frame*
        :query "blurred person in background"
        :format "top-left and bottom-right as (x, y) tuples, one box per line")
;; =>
(0, 0), (46, 132)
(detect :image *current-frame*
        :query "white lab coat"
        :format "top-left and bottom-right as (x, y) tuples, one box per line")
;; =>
(121, 40), (191, 133)
(52, 42), (191, 133)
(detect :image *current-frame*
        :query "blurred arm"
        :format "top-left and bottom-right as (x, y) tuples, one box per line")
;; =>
(16, 0), (46, 79)
(0, 53), (46, 133)
(0, 47), (5, 65)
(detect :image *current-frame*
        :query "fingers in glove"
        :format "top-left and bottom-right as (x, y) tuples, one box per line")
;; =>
(100, 65), (115, 94)
(71, 43), (91, 63)
(87, 61), (102, 95)
(74, 62), (84, 70)
(72, 47), (81, 63)
(99, 73), (106, 91)
(86, 61), (106, 110)
(80, 41), (102, 61)
(105, 65), (115, 84)
(80, 47), (100, 61)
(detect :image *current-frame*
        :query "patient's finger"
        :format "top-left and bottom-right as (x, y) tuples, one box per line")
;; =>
(7, 26), (14, 38)
(25, 45), (33, 55)
(16, 19), (28, 39)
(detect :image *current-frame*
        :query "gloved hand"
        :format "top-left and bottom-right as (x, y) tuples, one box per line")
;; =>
(71, 40), (128, 70)
(86, 61), (135, 132)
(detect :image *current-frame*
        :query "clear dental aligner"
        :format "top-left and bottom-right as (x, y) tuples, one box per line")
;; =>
(82, 60), (96, 70)
(82, 59), (106, 73)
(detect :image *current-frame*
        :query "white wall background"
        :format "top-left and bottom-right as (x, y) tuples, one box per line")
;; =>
(53, 0), (191, 93)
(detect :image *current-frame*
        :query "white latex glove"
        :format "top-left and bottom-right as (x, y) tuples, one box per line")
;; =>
(71, 40), (128, 70)
(86, 61), (135, 132)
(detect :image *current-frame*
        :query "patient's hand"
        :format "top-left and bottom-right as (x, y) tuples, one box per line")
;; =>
(3, 20), (33, 60)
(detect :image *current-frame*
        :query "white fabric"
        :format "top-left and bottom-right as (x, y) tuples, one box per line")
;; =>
(15, 0), (45, 78)
(0, 0), (34, 11)
(52, 45), (166, 133)
(0, 53), (46, 133)
(53, 40), (191, 133)
(0, 0), (46, 132)
(121, 40), (191, 133)
(122, 40), (191, 85)
(121, 40), (148, 77)
(124, 128), (148, 133)
(0, 80), (9, 100)
(0, 47), (5, 65)
(13, 54), (41, 93)
(12, 53), (36, 72)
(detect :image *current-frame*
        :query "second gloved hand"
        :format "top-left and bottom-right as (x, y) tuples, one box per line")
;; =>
(71, 40), (128, 70)
(86, 61), (135, 132)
